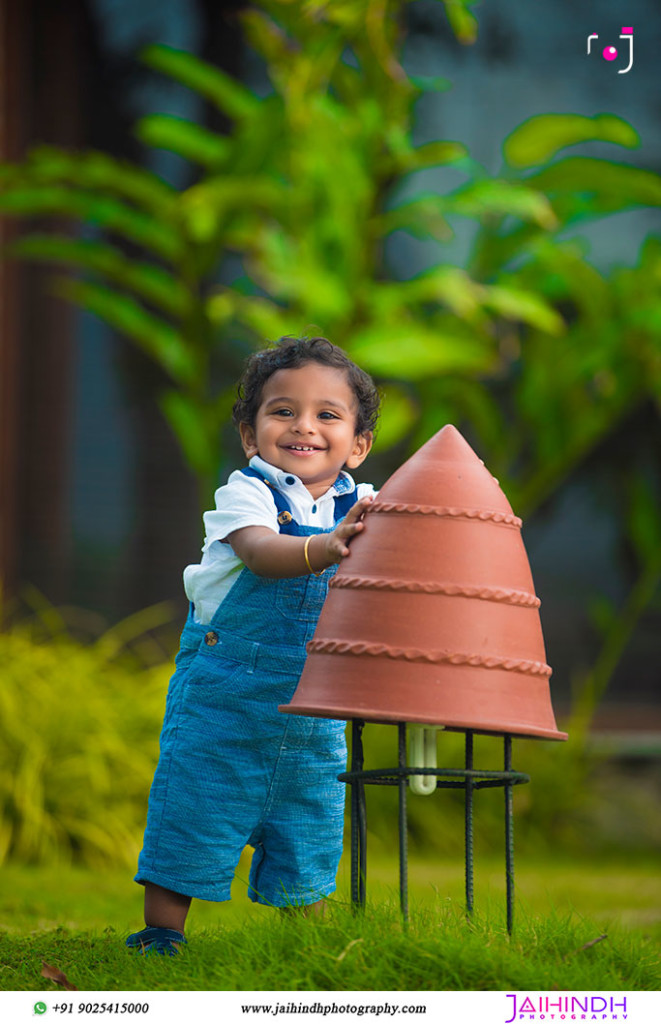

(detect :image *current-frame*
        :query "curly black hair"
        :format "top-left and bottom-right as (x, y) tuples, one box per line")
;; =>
(232, 336), (380, 437)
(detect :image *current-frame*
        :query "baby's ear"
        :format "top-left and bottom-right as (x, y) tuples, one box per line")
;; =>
(239, 422), (259, 459)
(345, 431), (373, 469)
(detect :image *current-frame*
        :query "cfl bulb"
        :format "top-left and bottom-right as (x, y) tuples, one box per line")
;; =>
(407, 725), (443, 796)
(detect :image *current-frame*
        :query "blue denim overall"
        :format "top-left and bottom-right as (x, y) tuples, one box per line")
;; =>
(135, 470), (355, 907)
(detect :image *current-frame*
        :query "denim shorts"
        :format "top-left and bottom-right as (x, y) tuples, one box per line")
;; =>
(135, 621), (347, 906)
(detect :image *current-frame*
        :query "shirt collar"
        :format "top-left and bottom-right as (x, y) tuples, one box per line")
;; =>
(249, 455), (355, 500)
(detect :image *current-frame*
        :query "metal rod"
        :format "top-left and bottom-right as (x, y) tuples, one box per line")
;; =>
(504, 734), (514, 934)
(339, 723), (528, 927)
(397, 722), (409, 923)
(350, 719), (366, 909)
(464, 730), (474, 920)
(357, 725), (367, 908)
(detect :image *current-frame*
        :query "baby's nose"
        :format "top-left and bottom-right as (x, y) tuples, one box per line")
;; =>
(293, 414), (316, 432)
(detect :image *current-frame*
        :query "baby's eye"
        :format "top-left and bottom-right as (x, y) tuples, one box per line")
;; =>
(319, 411), (339, 420)
(272, 408), (293, 417)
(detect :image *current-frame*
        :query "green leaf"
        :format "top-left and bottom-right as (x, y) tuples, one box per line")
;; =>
(441, 0), (480, 44)
(241, 9), (296, 66)
(135, 115), (232, 170)
(349, 323), (493, 380)
(205, 289), (237, 328)
(484, 285), (565, 334)
(406, 266), (486, 320)
(372, 384), (418, 451)
(395, 140), (468, 174)
(445, 179), (557, 228)
(141, 45), (258, 121)
(319, 1), (366, 31)
(159, 391), (218, 479)
(525, 238), (610, 323)
(247, 228), (353, 321)
(181, 177), (284, 243)
(8, 235), (190, 317)
(504, 114), (640, 169)
(528, 158), (661, 220)
(0, 185), (182, 262)
(19, 146), (177, 216)
(55, 279), (198, 386)
(375, 194), (453, 241)
(366, 268), (487, 324)
(214, 293), (295, 341)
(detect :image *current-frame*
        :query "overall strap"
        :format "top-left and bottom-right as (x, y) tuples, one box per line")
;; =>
(240, 466), (296, 532)
(333, 488), (357, 523)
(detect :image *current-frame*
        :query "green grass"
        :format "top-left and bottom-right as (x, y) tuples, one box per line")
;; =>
(1, 855), (659, 991)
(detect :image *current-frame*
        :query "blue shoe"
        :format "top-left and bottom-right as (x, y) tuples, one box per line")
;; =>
(126, 926), (187, 956)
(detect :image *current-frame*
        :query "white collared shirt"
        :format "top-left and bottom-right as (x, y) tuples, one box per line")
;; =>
(184, 455), (376, 624)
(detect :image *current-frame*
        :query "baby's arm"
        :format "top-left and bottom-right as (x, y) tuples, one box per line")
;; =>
(227, 495), (373, 578)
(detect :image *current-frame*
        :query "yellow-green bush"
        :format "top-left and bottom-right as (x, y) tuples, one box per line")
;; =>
(0, 610), (170, 869)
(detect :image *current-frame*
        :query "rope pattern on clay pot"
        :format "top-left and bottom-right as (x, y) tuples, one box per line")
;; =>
(368, 501), (523, 528)
(329, 576), (541, 608)
(306, 639), (552, 678)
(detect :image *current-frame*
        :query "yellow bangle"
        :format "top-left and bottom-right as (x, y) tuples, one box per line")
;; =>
(303, 535), (324, 576)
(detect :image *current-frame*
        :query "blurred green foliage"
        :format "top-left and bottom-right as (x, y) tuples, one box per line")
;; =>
(2, 1), (659, 512)
(0, 599), (170, 868)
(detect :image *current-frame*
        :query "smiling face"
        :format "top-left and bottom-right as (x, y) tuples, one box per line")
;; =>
(239, 362), (372, 498)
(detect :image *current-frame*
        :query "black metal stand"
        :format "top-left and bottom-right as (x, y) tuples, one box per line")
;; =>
(340, 719), (530, 933)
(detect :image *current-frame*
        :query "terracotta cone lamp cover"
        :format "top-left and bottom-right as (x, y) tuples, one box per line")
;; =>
(281, 425), (567, 741)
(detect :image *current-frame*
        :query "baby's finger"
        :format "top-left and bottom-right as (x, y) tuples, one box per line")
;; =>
(344, 495), (374, 523)
(336, 519), (364, 539)
(326, 538), (350, 562)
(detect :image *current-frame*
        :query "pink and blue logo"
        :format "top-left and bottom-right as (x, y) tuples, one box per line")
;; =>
(587, 27), (633, 73)
(505, 993), (629, 1021)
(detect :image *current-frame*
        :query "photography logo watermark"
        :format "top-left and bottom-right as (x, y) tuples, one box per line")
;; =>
(505, 993), (629, 1021)
(587, 27), (633, 73)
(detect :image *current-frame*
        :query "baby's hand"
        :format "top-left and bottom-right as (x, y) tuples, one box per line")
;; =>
(321, 495), (373, 566)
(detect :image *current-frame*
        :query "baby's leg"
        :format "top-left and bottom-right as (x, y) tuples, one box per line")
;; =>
(144, 881), (192, 932)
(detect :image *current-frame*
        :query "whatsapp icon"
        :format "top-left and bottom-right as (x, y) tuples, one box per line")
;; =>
(34, 1003), (47, 1015)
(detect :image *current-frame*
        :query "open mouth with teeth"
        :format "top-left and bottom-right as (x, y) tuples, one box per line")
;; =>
(284, 444), (324, 453)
